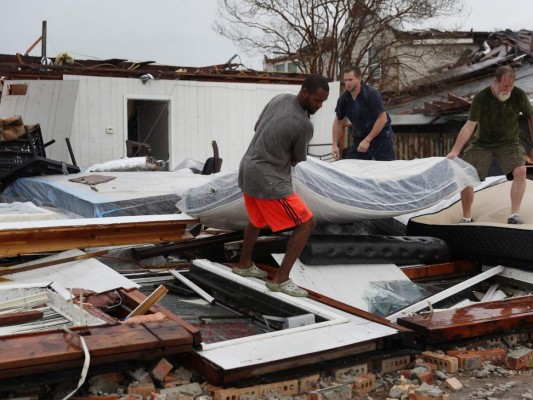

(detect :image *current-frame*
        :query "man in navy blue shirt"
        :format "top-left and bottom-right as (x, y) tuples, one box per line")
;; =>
(332, 66), (396, 160)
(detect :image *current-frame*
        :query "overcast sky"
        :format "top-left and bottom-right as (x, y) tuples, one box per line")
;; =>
(1, 0), (531, 71)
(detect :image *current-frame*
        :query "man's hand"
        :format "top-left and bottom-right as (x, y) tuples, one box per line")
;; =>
(332, 143), (341, 160)
(357, 138), (371, 153)
(447, 151), (459, 160)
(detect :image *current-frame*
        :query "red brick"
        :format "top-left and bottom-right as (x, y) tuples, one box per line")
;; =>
(414, 371), (434, 385)
(506, 348), (533, 370)
(447, 348), (507, 368)
(151, 357), (174, 382)
(128, 382), (156, 399)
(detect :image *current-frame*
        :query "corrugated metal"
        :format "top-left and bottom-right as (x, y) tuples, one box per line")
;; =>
(0, 76), (338, 170)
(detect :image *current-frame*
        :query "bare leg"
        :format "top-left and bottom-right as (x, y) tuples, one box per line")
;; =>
(460, 186), (474, 219)
(236, 223), (261, 270)
(271, 216), (316, 284)
(510, 166), (526, 214)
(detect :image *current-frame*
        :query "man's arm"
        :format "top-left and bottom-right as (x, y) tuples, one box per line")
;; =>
(357, 111), (387, 153)
(331, 118), (345, 160)
(527, 115), (533, 161)
(447, 120), (478, 159)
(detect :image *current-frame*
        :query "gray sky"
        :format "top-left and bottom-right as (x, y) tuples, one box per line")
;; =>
(1, 0), (531, 71)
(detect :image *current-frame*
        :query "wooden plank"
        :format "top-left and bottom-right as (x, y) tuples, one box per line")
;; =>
(0, 310), (43, 326)
(118, 288), (202, 346)
(0, 321), (194, 373)
(0, 215), (196, 256)
(400, 260), (482, 282)
(386, 266), (505, 322)
(397, 296), (533, 343)
(126, 285), (168, 318)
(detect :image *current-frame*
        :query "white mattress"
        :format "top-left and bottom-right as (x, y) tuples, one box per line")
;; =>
(178, 157), (480, 230)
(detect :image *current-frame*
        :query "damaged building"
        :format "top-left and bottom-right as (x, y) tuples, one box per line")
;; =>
(0, 29), (532, 400)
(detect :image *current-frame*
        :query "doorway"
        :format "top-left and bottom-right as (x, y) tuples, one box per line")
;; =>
(126, 99), (170, 169)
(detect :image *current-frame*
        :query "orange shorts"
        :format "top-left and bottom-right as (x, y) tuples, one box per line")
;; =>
(243, 193), (313, 232)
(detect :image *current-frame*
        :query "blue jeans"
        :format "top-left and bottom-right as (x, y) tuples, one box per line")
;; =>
(346, 130), (396, 161)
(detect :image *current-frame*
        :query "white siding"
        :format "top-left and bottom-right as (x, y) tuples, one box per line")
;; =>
(0, 80), (79, 161)
(1, 76), (339, 170)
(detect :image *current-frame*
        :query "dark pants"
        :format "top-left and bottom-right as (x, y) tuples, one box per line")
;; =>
(346, 130), (396, 161)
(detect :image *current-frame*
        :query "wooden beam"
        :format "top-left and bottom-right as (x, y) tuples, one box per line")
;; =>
(397, 296), (533, 343)
(126, 285), (169, 318)
(118, 288), (202, 346)
(0, 310), (43, 326)
(400, 260), (482, 282)
(0, 215), (197, 257)
(0, 321), (194, 379)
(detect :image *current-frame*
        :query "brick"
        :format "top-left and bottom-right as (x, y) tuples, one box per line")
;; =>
(381, 355), (411, 373)
(414, 360), (437, 372)
(259, 379), (298, 397)
(152, 357), (174, 382)
(455, 354), (481, 370)
(506, 348), (533, 370)
(299, 374), (321, 394)
(414, 370), (434, 385)
(333, 363), (367, 380)
(213, 385), (259, 400)
(447, 348), (507, 368)
(420, 351), (458, 372)
(160, 382), (203, 400)
(128, 382), (156, 399)
(309, 383), (352, 400)
(353, 374), (376, 395)
(444, 377), (463, 391)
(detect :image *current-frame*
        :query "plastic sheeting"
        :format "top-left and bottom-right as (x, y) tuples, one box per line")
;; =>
(177, 157), (480, 230)
(1, 172), (210, 218)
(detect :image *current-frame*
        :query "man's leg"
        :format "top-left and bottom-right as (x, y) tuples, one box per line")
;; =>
(236, 223), (261, 269)
(510, 165), (526, 214)
(271, 216), (316, 284)
(460, 186), (474, 219)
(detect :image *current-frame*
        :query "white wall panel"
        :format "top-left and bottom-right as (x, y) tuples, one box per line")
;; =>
(2, 76), (339, 170)
(0, 80), (79, 161)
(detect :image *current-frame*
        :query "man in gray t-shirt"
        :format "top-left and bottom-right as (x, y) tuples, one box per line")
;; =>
(232, 75), (330, 297)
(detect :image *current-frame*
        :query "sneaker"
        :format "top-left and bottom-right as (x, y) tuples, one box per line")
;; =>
(266, 279), (308, 297)
(507, 214), (524, 225)
(231, 262), (267, 278)
(459, 217), (473, 223)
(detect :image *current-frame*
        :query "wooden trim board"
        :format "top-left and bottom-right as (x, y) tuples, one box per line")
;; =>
(0, 214), (197, 256)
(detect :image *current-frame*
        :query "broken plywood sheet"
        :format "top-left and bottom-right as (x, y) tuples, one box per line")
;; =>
(191, 260), (399, 376)
(272, 254), (411, 312)
(0, 249), (138, 294)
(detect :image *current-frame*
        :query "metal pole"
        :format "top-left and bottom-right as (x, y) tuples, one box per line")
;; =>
(41, 21), (47, 59)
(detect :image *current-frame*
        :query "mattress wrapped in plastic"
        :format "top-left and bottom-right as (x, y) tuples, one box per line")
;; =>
(177, 157), (480, 230)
